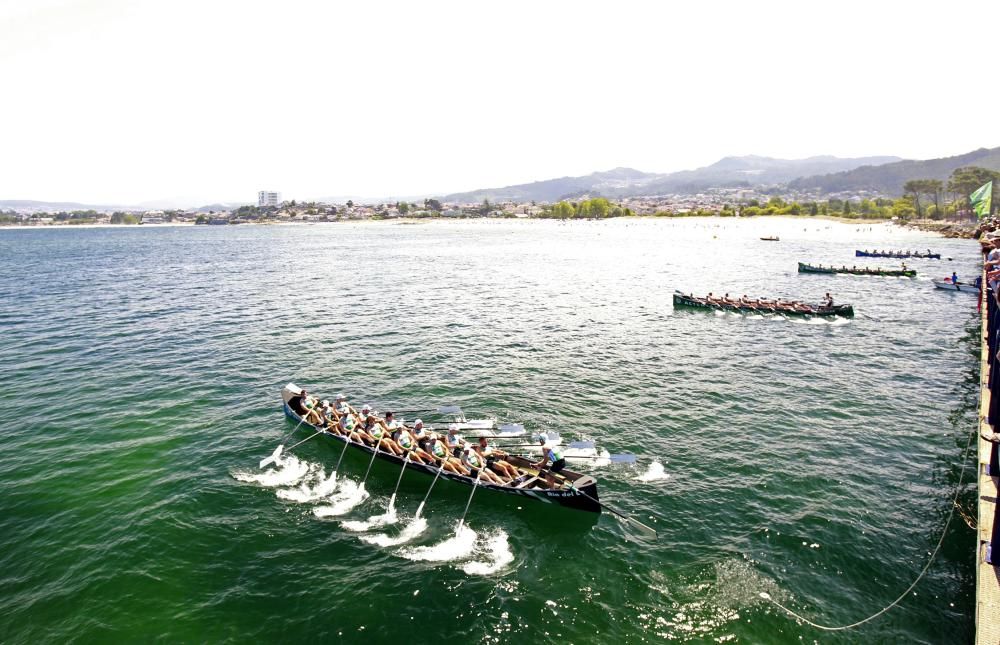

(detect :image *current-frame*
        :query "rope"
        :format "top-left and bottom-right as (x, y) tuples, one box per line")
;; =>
(760, 422), (978, 631)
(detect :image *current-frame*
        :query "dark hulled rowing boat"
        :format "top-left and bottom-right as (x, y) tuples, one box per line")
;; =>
(672, 291), (854, 317)
(278, 385), (601, 513)
(760, 236), (780, 241)
(798, 262), (916, 277)
(855, 250), (940, 259)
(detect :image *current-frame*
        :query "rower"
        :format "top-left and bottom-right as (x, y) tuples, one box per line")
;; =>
(334, 393), (354, 416)
(445, 424), (466, 457)
(478, 437), (519, 481)
(409, 421), (439, 462)
(462, 444), (506, 484)
(393, 425), (428, 463)
(822, 292), (834, 308)
(290, 388), (310, 415)
(532, 433), (567, 487)
(952, 271), (959, 284)
(370, 415), (405, 456)
(430, 433), (469, 475)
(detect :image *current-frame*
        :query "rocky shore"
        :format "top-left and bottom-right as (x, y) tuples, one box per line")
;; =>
(897, 219), (978, 239)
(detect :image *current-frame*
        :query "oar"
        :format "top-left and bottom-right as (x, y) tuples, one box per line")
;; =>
(361, 439), (381, 486)
(415, 462), (446, 520)
(332, 433), (352, 476)
(456, 467), (484, 534)
(283, 427), (327, 454)
(387, 453), (410, 512)
(514, 452), (637, 463)
(259, 410), (313, 468)
(499, 440), (595, 450)
(392, 405), (463, 415)
(566, 483), (658, 537)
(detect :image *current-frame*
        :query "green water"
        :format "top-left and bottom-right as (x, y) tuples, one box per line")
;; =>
(0, 218), (982, 643)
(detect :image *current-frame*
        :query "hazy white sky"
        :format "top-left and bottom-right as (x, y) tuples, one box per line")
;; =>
(1, 0), (997, 205)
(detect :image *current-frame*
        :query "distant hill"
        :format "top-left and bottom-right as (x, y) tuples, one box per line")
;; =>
(440, 155), (901, 202)
(788, 147), (1000, 194)
(639, 155), (901, 195)
(441, 167), (661, 203)
(0, 199), (127, 211)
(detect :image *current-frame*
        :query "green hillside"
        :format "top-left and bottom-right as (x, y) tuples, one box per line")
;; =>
(788, 147), (1000, 195)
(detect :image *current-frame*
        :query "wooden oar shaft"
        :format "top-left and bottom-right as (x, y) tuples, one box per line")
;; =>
(285, 428), (324, 452)
(569, 485), (657, 536)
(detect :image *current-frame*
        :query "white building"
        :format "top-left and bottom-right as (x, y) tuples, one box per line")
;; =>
(258, 191), (280, 207)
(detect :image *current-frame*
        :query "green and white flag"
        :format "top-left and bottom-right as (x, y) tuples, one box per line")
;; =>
(971, 180), (993, 219)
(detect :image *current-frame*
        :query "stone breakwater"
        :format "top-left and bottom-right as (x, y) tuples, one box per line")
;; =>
(898, 219), (978, 239)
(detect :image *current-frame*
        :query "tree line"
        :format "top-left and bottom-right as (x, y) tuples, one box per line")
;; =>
(902, 166), (999, 218)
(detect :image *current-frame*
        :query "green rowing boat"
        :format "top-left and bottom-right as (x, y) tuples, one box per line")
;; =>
(797, 262), (916, 277)
(672, 291), (854, 317)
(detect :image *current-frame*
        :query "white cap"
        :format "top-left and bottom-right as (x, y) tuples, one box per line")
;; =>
(321, 399), (329, 406)
(336, 393), (347, 401)
(448, 423), (459, 432)
(361, 403), (371, 411)
(537, 432), (547, 442)
(414, 419), (423, 426)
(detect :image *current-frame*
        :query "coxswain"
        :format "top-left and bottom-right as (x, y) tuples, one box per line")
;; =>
(532, 433), (566, 487)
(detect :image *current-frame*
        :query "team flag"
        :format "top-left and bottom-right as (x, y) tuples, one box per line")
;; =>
(971, 181), (993, 219)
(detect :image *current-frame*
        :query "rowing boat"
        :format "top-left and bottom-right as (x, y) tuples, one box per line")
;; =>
(760, 236), (780, 241)
(279, 384), (601, 513)
(798, 262), (916, 277)
(933, 279), (978, 293)
(673, 291), (854, 317)
(855, 250), (940, 259)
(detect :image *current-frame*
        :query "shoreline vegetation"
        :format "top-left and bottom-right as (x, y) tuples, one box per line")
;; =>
(3, 164), (996, 237)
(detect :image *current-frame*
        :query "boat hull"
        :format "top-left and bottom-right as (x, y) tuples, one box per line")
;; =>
(278, 396), (601, 514)
(672, 291), (854, 317)
(933, 279), (978, 293)
(798, 262), (916, 277)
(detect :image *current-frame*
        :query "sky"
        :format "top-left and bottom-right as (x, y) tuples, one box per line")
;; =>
(1, 0), (997, 206)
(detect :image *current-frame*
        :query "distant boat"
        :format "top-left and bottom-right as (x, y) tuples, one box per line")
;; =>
(798, 262), (916, 277)
(856, 250), (940, 259)
(760, 236), (780, 241)
(933, 279), (978, 293)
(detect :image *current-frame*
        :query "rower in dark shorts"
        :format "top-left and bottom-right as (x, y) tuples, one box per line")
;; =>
(532, 433), (566, 486)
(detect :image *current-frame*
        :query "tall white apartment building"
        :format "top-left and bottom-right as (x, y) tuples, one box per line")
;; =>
(258, 191), (280, 207)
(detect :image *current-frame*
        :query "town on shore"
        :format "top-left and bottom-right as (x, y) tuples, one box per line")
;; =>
(3, 165), (994, 235)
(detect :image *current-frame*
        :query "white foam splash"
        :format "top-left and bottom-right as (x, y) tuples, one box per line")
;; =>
(276, 469), (339, 502)
(462, 529), (514, 575)
(635, 461), (670, 482)
(313, 480), (369, 517)
(232, 455), (312, 488)
(398, 523), (478, 562)
(341, 504), (399, 531)
(361, 517), (428, 547)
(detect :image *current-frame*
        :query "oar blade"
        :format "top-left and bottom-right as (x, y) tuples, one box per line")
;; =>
(437, 405), (463, 415)
(567, 440), (595, 450)
(609, 453), (637, 464)
(259, 445), (283, 469)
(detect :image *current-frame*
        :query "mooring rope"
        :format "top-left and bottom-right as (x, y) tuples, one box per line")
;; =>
(760, 423), (978, 631)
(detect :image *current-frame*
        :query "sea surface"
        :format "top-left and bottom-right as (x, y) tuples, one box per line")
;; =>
(0, 217), (983, 643)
